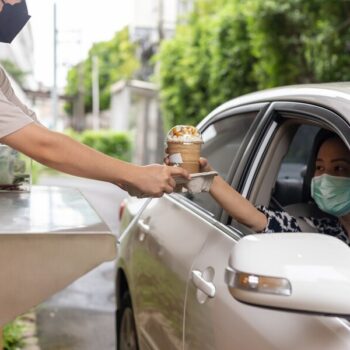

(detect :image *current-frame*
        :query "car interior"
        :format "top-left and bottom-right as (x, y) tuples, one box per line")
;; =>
(250, 116), (335, 232)
(179, 110), (343, 234)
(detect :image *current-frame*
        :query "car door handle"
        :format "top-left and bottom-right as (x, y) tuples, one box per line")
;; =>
(137, 219), (150, 234)
(191, 270), (216, 298)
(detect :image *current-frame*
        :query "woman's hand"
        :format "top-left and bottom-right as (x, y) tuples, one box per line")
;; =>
(163, 150), (267, 231)
(198, 157), (213, 172)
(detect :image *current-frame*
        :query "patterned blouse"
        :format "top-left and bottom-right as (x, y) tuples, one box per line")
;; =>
(257, 206), (350, 246)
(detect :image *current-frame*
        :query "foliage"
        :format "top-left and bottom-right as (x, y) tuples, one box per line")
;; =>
(157, 0), (350, 126)
(157, 23), (212, 129)
(301, 0), (350, 82)
(65, 128), (132, 161)
(3, 320), (24, 350)
(79, 130), (132, 161)
(0, 60), (27, 86)
(208, 2), (257, 107)
(158, 0), (258, 127)
(244, 0), (310, 88)
(64, 27), (140, 115)
(244, 0), (350, 87)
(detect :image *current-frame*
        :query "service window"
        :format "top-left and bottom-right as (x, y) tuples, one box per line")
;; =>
(182, 111), (259, 217)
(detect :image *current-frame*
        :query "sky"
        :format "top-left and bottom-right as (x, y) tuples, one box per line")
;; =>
(26, 0), (134, 88)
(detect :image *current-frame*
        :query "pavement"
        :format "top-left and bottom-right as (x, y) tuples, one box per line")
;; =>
(35, 174), (128, 350)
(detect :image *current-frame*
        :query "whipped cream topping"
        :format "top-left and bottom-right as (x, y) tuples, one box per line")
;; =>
(167, 125), (202, 143)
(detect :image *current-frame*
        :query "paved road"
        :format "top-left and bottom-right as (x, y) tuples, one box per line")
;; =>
(36, 175), (128, 350)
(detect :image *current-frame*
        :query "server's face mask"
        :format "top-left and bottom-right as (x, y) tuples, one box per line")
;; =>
(0, 0), (30, 43)
(311, 174), (350, 217)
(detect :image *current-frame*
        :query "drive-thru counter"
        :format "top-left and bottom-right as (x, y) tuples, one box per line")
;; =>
(0, 186), (117, 346)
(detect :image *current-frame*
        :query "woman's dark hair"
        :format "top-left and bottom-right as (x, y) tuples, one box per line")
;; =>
(302, 129), (341, 202)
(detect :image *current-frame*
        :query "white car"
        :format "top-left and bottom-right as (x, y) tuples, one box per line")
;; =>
(115, 83), (350, 350)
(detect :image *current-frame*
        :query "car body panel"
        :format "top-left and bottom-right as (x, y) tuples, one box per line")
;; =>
(116, 83), (350, 350)
(184, 223), (350, 350)
(127, 195), (221, 349)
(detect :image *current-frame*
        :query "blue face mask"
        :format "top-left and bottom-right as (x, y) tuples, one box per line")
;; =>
(311, 174), (350, 217)
(0, 1), (30, 43)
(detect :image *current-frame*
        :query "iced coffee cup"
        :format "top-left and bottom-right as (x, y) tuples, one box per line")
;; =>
(166, 125), (203, 174)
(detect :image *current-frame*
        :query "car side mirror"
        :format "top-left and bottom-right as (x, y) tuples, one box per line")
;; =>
(225, 233), (350, 317)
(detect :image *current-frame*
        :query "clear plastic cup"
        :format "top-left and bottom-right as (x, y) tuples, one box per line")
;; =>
(0, 145), (31, 192)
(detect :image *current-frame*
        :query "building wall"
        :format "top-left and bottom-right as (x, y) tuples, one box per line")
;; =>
(111, 1), (194, 164)
(110, 80), (164, 165)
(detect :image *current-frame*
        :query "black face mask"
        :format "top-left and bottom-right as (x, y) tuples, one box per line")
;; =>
(0, 1), (31, 43)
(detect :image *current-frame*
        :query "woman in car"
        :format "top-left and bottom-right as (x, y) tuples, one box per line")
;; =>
(199, 130), (350, 244)
(165, 130), (350, 245)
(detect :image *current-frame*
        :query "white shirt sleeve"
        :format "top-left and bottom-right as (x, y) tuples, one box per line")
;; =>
(0, 67), (38, 139)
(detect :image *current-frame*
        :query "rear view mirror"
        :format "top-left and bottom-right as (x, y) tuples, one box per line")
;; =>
(226, 233), (350, 317)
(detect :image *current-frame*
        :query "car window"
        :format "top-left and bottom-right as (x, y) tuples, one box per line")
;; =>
(273, 124), (320, 206)
(182, 111), (258, 217)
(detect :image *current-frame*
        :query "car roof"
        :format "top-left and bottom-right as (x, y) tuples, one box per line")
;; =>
(201, 82), (350, 126)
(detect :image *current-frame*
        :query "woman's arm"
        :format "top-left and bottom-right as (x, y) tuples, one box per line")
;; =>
(210, 175), (267, 231)
(201, 159), (267, 232)
(1, 123), (189, 197)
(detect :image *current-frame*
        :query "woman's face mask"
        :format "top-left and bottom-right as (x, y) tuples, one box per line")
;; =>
(312, 136), (350, 217)
(0, 0), (30, 43)
(311, 174), (350, 217)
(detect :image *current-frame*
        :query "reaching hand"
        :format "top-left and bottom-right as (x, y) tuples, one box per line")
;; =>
(123, 164), (190, 198)
(198, 157), (213, 172)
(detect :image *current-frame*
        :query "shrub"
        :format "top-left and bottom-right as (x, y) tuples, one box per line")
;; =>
(157, 0), (350, 126)
(3, 320), (24, 350)
(79, 130), (132, 161)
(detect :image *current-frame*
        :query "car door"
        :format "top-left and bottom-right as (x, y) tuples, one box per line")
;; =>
(131, 104), (264, 350)
(183, 102), (350, 350)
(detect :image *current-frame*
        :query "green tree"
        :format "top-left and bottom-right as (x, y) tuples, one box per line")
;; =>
(244, 0), (311, 88)
(157, 19), (211, 129)
(302, 0), (350, 82)
(245, 0), (350, 87)
(157, 0), (350, 127)
(208, 1), (257, 108)
(64, 27), (139, 115)
(158, 0), (256, 128)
